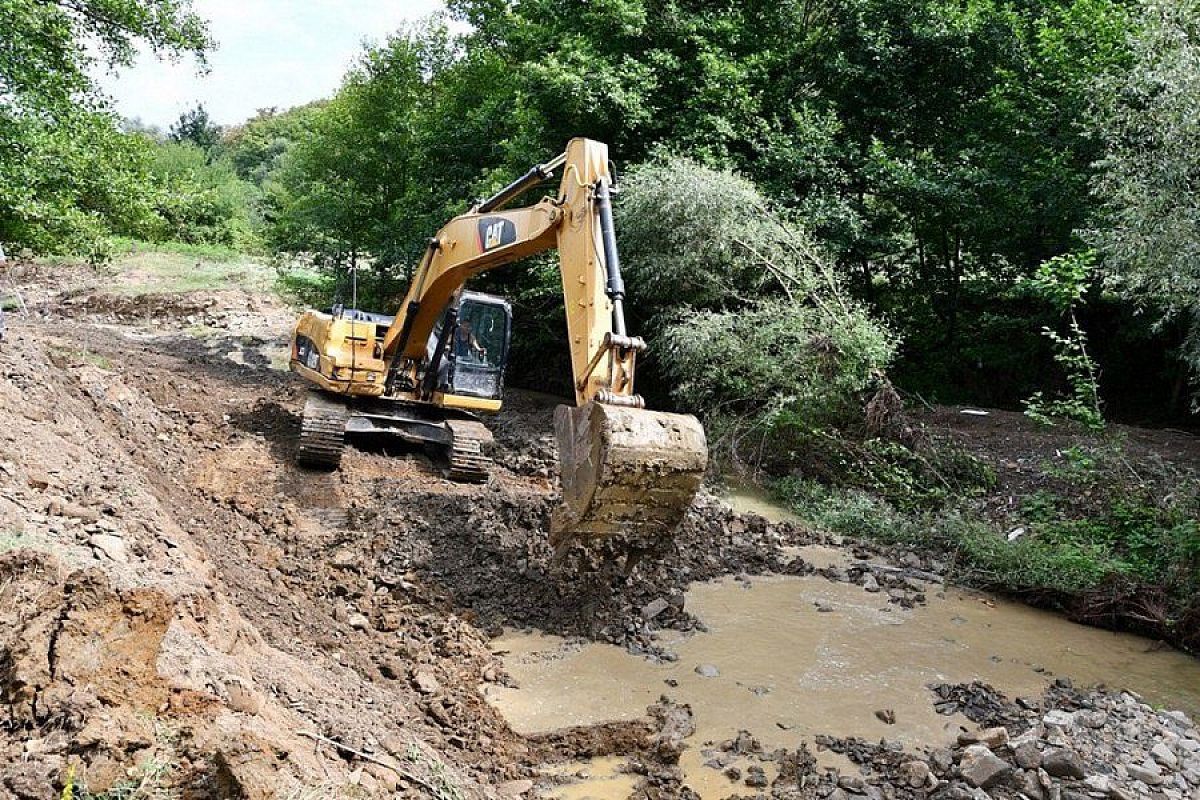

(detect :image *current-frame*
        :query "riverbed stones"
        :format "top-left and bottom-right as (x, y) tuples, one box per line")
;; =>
(1128, 763), (1164, 786)
(1042, 747), (1086, 779)
(694, 664), (720, 678)
(959, 726), (1009, 749)
(88, 532), (127, 562)
(1152, 742), (1179, 769)
(1045, 709), (1076, 728)
(958, 744), (1011, 788)
(899, 760), (931, 788)
(641, 598), (670, 620)
(1014, 740), (1042, 769)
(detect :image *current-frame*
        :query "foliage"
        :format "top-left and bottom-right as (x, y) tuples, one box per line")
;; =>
(168, 104), (222, 155)
(145, 143), (259, 248)
(0, 109), (162, 258)
(1088, 0), (1200, 394)
(610, 158), (899, 451)
(267, 23), (461, 283)
(0, 0), (210, 115)
(779, 439), (1200, 649)
(0, 0), (210, 254)
(223, 104), (324, 185)
(1022, 252), (1104, 430)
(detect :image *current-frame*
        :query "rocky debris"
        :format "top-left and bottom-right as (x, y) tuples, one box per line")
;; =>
(958, 726), (1008, 749)
(1041, 746), (1086, 779)
(88, 532), (128, 562)
(959, 743), (1012, 788)
(642, 597), (671, 620)
(694, 664), (720, 678)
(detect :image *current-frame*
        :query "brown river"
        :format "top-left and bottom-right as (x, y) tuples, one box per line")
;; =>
(486, 490), (1200, 799)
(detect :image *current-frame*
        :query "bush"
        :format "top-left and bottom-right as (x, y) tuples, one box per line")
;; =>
(616, 157), (899, 469)
(146, 143), (260, 249)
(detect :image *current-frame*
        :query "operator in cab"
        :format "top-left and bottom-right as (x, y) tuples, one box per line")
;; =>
(455, 318), (487, 361)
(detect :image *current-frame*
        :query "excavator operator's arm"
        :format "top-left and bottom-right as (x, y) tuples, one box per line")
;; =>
(380, 138), (642, 408)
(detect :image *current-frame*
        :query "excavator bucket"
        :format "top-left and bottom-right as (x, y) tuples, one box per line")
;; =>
(551, 402), (708, 549)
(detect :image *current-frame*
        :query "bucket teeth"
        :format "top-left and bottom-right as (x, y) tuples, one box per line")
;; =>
(552, 402), (707, 549)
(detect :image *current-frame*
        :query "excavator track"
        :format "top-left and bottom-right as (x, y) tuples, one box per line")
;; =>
(445, 419), (493, 483)
(297, 392), (349, 469)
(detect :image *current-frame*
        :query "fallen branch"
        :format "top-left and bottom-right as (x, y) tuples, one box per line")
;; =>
(297, 730), (441, 795)
(850, 561), (944, 585)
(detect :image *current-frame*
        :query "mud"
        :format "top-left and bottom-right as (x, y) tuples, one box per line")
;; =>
(1, 261), (1197, 800)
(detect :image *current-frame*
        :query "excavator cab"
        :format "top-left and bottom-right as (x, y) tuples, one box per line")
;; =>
(441, 293), (511, 400)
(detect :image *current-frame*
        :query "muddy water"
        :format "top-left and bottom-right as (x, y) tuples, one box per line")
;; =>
(489, 496), (1200, 799)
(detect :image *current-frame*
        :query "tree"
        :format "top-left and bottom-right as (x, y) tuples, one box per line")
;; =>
(169, 104), (223, 155)
(0, 0), (212, 253)
(1089, 0), (1200, 395)
(0, 0), (210, 115)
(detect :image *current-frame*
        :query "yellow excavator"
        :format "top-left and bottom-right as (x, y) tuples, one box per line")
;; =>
(288, 138), (707, 548)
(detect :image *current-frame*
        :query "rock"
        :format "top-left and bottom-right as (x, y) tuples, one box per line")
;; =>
(88, 533), (127, 563)
(496, 780), (534, 797)
(347, 613), (370, 631)
(899, 761), (931, 789)
(1128, 764), (1164, 786)
(745, 766), (768, 788)
(959, 744), (1011, 789)
(816, 602), (835, 613)
(412, 669), (441, 696)
(224, 678), (262, 715)
(1083, 775), (1111, 795)
(642, 598), (670, 620)
(695, 664), (720, 678)
(1014, 741), (1043, 770)
(863, 574), (881, 593)
(875, 709), (897, 725)
(724, 766), (742, 781)
(1076, 711), (1108, 729)
(61, 503), (100, 523)
(1152, 743), (1179, 770)
(959, 727), (1009, 749)
(1019, 769), (1047, 800)
(378, 657), (405, 680)
(930, 749), (955, 774)
(1044, 710), (1076, 728)
(838, 775), (867, 794)
(1043, 748), (1086, 780)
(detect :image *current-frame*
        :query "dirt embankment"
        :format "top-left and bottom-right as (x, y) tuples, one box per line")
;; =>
(1, 263), (1197, 800)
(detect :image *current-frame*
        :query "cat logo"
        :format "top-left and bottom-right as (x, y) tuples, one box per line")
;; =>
(477, 217), (517, 252)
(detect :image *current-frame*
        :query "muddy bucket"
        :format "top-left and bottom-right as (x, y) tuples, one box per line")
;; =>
(551, 402), (708, 549)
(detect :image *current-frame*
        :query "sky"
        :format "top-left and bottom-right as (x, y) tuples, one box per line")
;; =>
(96, 0), (448, 129)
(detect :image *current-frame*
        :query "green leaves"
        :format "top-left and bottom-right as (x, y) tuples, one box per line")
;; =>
(1088, 0), (1200, 389)
(1, 0), (212, 253)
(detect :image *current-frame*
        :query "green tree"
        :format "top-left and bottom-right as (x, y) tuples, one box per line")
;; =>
(169, 104), (223, 155)
(1089, 0), (1200, 396)
(0, 0), (212, 253)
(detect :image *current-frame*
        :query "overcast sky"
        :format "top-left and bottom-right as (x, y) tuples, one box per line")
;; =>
(96, 0), (448, 129)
